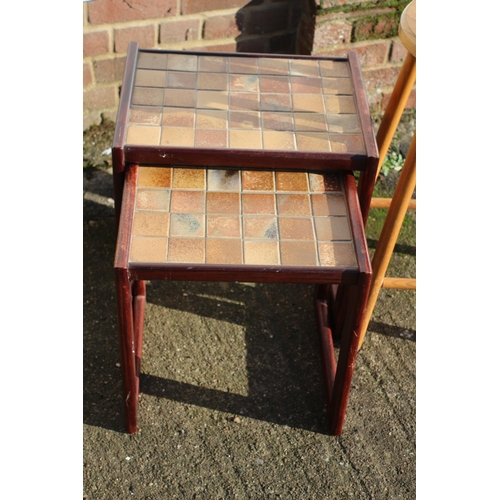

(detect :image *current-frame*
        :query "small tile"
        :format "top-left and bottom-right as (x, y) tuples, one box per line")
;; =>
(129, 106), (162, 126)
(326, 114), (361, 134)
(296, 132), (331, 152)
(197, 72), (228, 91)
(318, 242), (357, 267)
(276, 194), (311, 216)
(315, 217), (351, 241)
(132, 211), (170, 237)
(206, 192), (240, 214)
(207, 170), (240, 191)
(243, 217), (278, 239)
(206, 239), (242, 264)
(229, 57), (259, 74)
(168, 238), (205, 263)
(127, 125), (161, 145)
(163, 88), (196, 108)
(294, 113), (327, 132)
(276, 171), (308, 192)
(170, 191), (205, 213)
(197, 91), (229, 110)
(131, 87), (164, 106)
(138, 167), (172, 188)
(324, 95), (356, 114)
(230, 74), (259, 92)
(262, 112), (294, 131)
(260, 76), (290, 94)
(280, 241), (317, 266)
(196, 110), (227, 129)
(172, 168), (206, 189)
(259, 58), (290, 75)
(229, 111), (260, 129)
(329, 134), (365, 153)
(292, 94), (325, 113)
(207, 216), (242, 238)
(229, 130), (262, 149)
(162, 107), (195, 128)
(135, 69), (167, 88)
(260, 94), (292, 112)
(319, 60), (350, 78)
(166, 71), (197, 89)
(242, 193), (276, 215)
(160, 127), (195, 147)
(291, 77), (321, 94)
(311, 194), (347, 216)
(229, 93), (260, 111)
(195, 129), (227, 148)
(322, 77), (353, 95)
(198, 56), (228, 73)
(130, 237), (168, 263)
(244, 241), (280, 265)
(170, 213), (205, 237)
(137, 52), (168, 70)
(262, 131), (296, 151)
(241, 171), (274, 191)
(279, 218), (314, 240)
(309, 173), (342, 192)
(167, 54), (197, 72)
(136, 189), (170, 211)
(289, 60), (319, 77)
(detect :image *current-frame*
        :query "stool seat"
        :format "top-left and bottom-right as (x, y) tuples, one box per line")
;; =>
(399, 0), (416, 57)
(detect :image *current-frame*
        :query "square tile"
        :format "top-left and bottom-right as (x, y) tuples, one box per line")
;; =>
(195, 129), (228, 148)
(318, 242), (357, 267)
(160, 128), (195, 147)
(136, 189), (170, 211)
(137, 52), (168, 70)
(170, 191), (205, 213)
(135, 69), (167, 88)
(260, 76), (290, 94)
(243, 217), (278, 239)
(276, 194), (311, 216)
(167, 54), (197, 72)
(206, 192), (240, 214)
(207, 169), (240, 191)
(294, 113), (327, 132)
(262, 131), (296, 151)
(230, 74), (259, 92)
(170, 213), (205, 237)
(166, 71), (197, 89)
(279, 218), (314, 240)
(229, 111), (260, 129)
(130, 237), (168, 263)
(229, 93), (260, 111)
(162, 107), (195, 128)
(329, 134), (365, 153)
(197, 91), (229, 110)
(172, 168), (206, 189)
(229, 130), (262, 149)
(196, 110), (228, 129)
(324, 95), (356, 114)
(242, 193), (276, 215)
(198, 73), (228, 91)
(168, 238), (205, 263)
(311, 194), (347, 216)
(132, 211), (170, 237)
(163, 88), (196, 108)
(276, 171), (308, 192)
(260, 94), (292, 112)
(198, 56), (228, 73)
(207, 216), (242, 238)
(289, 60), (319, 77)
(280, 241), (317, 266)
(242, 171), (274, 191)
(291, 77), (321, 94)
(244, 241), (280, 265)
(229, 57), (259, 74)
(259, 58), (290, 75)
(292, 94), (325, 113)
(319, 60), (350, 78)
(322, 77), (353, 95)
(127, 125), (161, 145)
(129, 106), (162, 126)
(206, 239), (242, 264)
(314, 217), (351, 241)
(296, 132), (331, 152)
(138, 167), (172, 188)
(326, 114), (361, 134)
(262, 112), (294, 131)
(131, 87), (164, 106)
(308, 173), (342, 192)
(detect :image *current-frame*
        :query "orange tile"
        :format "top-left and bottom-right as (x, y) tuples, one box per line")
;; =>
(170, 213), (205, 237)
(318, 242), (357, 267)
(294, 113), (327, 132)
(296, 132), (331, 152)
(260, 94), (292, 112)
(207, 169), (240, 191)
(131, 87), (164, 106)
(160, 127), (195, 147)
(136, 189), (170, 211)
(206, 239), (242, 264)
(172, 168), (206, 189)
(243, 217), (278, 239)
(276, 194), (311, 216)
(329, 134), (365, 154)
(162, 107), (195, 128)
(198, 55), (227, 73)
(276, 171), (308, 192)
(163, 88), (196, 108)
(132, 211), (170, 237)
(167, 54), (197, 72)
(279, 218), (314, 240)
(170, 191), (205, 213)
(308, 173), (342, 192)
(280, 241), (317, 266)
(262, 112), (294, 131)
(196, 110), (227, 129)
(311, 194), (347, 216)
(229, 93), (260, 111)
(260, 76), (290, 94)
(242, 193), (276, 215)
(229, 130), (262, 149)
(292, 94), (325, 113)
(244, 241), (280, 265)
(126, 125), (161, 146)
(324, 95), (356, 114)
(241, 171), (274, 191)
(326, 114), (361, 134)
(259, 58), (290, 75)
(206, 192), (240, 214)
(129, 106), (162, 126)
(262, 131), (296, 151)
(291, 77), (321, 94)
(322, 77), (353, 95)
(197, 91), (229, 110)
(166, 71), (197, 89)
(197, 72), (228, 91)
(230, 74), (259, 92)
(289, 60), (319, 77)
(229, 111), (260, 129)
(138, 167), (172, 188)
(135, 69), (167, 88)
(195, 129), (227, 148)
(137, 52), (168, 70)
(168, 238), (205, 263)
(207, 215), (242, 238)
(229, 57), (259, 74)
(319, 61), (350, 78)
(314, 217), (351, 241)
(130, 237), (168, 263)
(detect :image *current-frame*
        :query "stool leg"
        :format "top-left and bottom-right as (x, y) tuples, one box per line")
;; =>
(115, 268), (139, 433)
(132, 281), (146, 377)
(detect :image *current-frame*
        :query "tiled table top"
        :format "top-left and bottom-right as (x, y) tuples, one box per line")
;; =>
(124, 50), (366, 155)
(129, 166), (358, 268)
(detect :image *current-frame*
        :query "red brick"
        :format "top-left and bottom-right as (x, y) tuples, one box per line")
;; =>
(246, 6), (289, 36)
(83, 62), (93, 87)
(362, 66), (401, 92)
(94, 57), (127, 84)
(114, 25), (155, 53)
(160, 18), (200, 44)
(382, 88), (416, 111)
(188, 42), (237, 52)
(181, 0), (260, 15)
(315, 41), (389, 67)
(390, 39), (408, 62)
(88, 0), (177, 25)
(312, 21), (351, 50)
(84, 86), (117, 111)
(204, 13), (243, 40)
(83, 31), (109, 57)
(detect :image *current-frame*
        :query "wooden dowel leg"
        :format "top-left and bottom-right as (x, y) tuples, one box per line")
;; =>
(132, 281), (146, 379)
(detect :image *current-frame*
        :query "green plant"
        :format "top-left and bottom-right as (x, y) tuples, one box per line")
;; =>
(380, 149), (404, 177)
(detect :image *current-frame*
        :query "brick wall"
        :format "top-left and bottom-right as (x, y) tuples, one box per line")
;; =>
(83, 0), (415, 130)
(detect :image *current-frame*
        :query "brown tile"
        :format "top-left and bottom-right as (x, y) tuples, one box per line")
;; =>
(318, 242), (357, 267)
(242, 193), (275, 215)
(276, 171), (308, 192)
(262, 112), (294, 131)
(309, 173), (342, 192)
(126, 125), (161, 145)
(129, 106), (162, 126)
(170, 191), (205, 213)
(138, 167), (172, 188)
(229, 93), (260, 111)
(324, 95), (356, 114)
(137, 52), (168, 70)
(207, 170), (240, 191)
(197, 91), (229, 110)
(243, 217), (278, 239)
(322, 77), (353, 95)
(131, 87), (164, 106)
(260, 76), (290, 94)
(132, 211), (170, 237)
(168, 238), (205, 263)
(289, 60), (319, 77)
(229, 57), (259, 74)
(130, 237), (168, 263)
(163, 88), (196, 108)
(206, 239), (242, 264)
(244, 241), (280, 265)
(160, 128), (195, 147)
(292, 94), (325, 113)
(315, 217), (351, 241)
(326, 114), (361, 134)
(242, 171), (274, 191)
(136, 189), (170, 211)
(319, 61), (350, 78)
(230, 74), (259, 92)
(207, 192), (240, 214)
(329, 134), (365, 154)
(195, 129), (228, 148)
(277, 194), (311, 216)
(170, 213), (205, 237)
(166, 71), (197, 89)
(280, 241), (317, 266)
(262, 131), (295, 151)
(259, 58), (290, 75)
(229, 111), (260, 129)
(167, 54), (197, 72)
(296, 132), (331, 152)
(162, 107), (195, 127)
(229, 130), (262, 149)
(260, 94), (292, 112)
(198, 72), (228, 91)
(311, 194), (347, 216)
(279, 218), (314, 240)
(294, 113), (327, 132)
(135, 69), (167, 87)
(196, 110), (227, 129)
(172, 168), (206, 189)
(198, 55), (228, 73)
(291, 77), (321, 94)
(207, 216), (242, 238)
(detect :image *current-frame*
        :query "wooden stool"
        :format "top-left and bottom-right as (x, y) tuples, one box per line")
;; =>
(357, 0), (416, 348)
